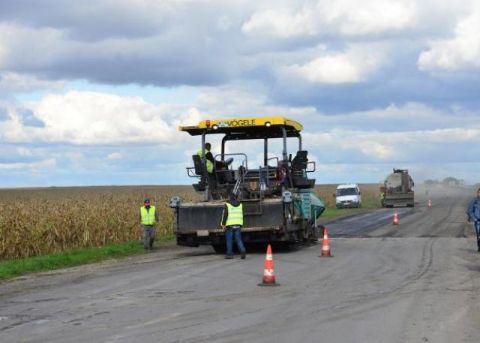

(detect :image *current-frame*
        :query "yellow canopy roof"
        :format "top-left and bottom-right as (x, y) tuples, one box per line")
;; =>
(179, 116), (303, 137)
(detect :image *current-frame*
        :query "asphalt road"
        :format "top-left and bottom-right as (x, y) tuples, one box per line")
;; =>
(1, 188), (479, 342)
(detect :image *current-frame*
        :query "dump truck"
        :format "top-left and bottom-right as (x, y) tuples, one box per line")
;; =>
(169, 116), (325, 251)
(381, 168), (414, 207)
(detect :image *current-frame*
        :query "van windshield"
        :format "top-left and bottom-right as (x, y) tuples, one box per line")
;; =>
(336, 188), (358, 196)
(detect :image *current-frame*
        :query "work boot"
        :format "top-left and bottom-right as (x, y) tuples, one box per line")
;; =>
(149, 237), (154, 250)
(241, 251), (246, 259)
(225, 255), (234, 259)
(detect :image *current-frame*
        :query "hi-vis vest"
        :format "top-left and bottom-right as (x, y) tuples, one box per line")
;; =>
(197, 149), (214, 173)
(140, 206), (156, 225)
(225, 203), (243, 226)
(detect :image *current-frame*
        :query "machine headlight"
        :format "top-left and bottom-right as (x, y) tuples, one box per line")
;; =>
(169, 196), (182, 208)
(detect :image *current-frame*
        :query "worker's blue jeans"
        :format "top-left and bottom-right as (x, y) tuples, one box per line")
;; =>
(225, 225), (246, 256)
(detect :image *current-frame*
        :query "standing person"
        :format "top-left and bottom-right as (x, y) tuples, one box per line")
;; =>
(198, 142), (218, 197)
(140, 198), (158, 250)
(467, 188), (480, 252)
(380, 187), (386, 207)
(221, 193), (246, 259)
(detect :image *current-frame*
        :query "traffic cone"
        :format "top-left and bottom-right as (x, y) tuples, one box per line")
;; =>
(258, 244), (278, 286)
(428, 199), (432, 208)
(393, 209), (399, 225)
(320, 227), (332, 257)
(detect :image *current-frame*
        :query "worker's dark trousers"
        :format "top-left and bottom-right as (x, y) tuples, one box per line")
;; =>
(225, 225), (246, 257)
(142, 225), (155, 250)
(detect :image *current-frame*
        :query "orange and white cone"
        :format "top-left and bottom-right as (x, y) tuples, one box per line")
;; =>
(428, 199), (432, 208)
(258, 244), (278, 286)
(320, 227), (332, 257)
(393, 209), (399, 225)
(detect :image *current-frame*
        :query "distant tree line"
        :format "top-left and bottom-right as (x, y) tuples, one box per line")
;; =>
(424, 177), (465, 187)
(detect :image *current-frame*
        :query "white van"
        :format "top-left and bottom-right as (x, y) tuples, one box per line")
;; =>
(335, 184), (362, 208)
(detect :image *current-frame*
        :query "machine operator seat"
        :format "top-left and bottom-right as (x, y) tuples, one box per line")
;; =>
(215, 157), (236, 184)
(224, 157), (234, 166)
(192, 154), (205, 176)
(291, 150), (315, 188)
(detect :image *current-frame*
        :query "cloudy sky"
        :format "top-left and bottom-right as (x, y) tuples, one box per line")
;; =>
(1, 0), (479, 187)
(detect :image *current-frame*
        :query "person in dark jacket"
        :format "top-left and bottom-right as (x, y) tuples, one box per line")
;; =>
(221, 193), (246, 259)
(467, 188), (480, 252)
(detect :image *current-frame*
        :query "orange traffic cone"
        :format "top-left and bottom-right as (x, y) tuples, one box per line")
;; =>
(258, 244), (278, 286)
(320, 227), (332, 257)
(393, 209), (399, 225)
(428, 199), (432, 208)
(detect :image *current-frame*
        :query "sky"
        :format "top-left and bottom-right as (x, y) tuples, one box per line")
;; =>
(0, 0), (479, 187)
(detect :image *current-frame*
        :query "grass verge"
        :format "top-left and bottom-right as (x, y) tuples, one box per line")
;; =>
(319, 198), (382, 220)
(0, 235), (175, 281)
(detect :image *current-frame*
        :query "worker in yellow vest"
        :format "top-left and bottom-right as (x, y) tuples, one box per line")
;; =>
(140, 198), (158, 250)
(221, 193), (246, 259)
(197, 142), (214, 174)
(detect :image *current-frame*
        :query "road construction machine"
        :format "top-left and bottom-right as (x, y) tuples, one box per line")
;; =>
(169, 117), (325, 251)
(381, 168), (415, 207)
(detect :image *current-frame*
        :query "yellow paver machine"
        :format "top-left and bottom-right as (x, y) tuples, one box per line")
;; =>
(169, 116), (325, 251)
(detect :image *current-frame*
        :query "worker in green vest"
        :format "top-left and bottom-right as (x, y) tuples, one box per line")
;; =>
(140, 198), (158, 250)
(221, 192), (246, 259)
(197, 142), (214, 174)
(380, 191), (385, 207)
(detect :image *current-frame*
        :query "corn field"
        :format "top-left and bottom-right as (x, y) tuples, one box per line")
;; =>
(0, 186), (200, 260)
(0, 184), (380, 260)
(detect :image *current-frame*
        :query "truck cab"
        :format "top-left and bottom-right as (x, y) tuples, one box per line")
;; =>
(335, 184), (362, 208)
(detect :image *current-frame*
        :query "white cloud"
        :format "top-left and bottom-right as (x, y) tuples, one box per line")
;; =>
(242, 8), (316, 38)
(107, 152), (122, 160)
(279, 45), (386, 84)
(305, 126), (480, 163)
(0, 72), (64, 94)
(418, 3), (480, 70)
(326, 0), (417, 36)
(344, 138), (395, 159)
(0, 158), (56, 171)
(16, 147), (33, 157)
(285, 54), (361, 84)
(0, 91), (180, 144)
(242, 0), (418, 38)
